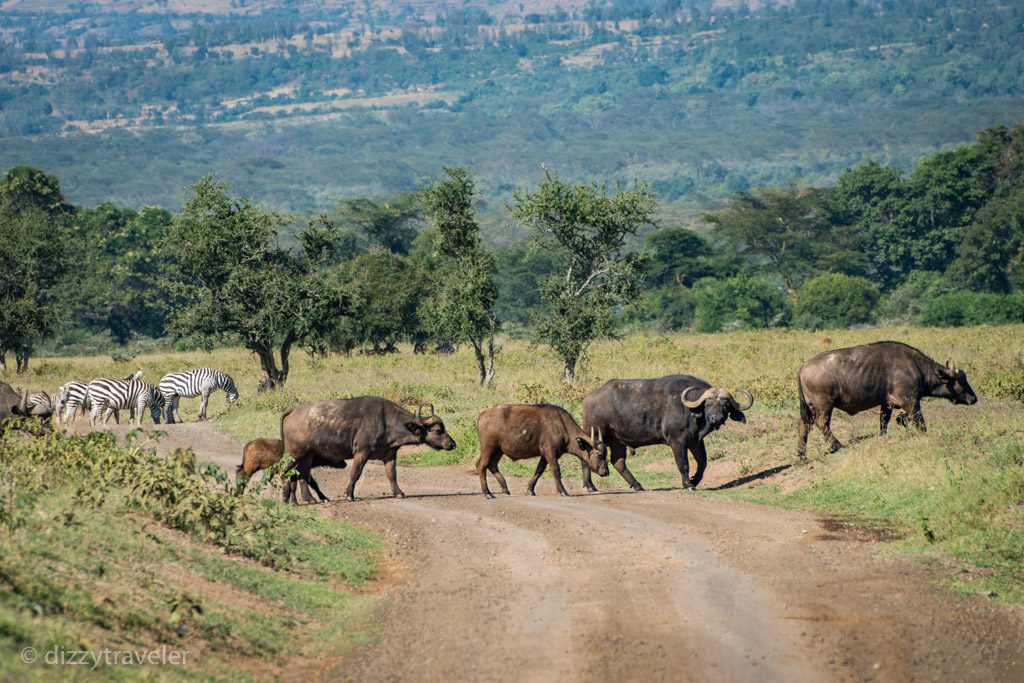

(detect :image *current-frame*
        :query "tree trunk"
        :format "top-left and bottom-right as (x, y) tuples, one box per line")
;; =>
(563, 355), (577, 383)
(255, 346), (285, 392)
(15, 350), (29, 374)
(472, 335), (497, 387)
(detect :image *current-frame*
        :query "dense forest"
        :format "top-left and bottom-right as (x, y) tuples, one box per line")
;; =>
(0, 0), (1022, 219)
(2, 117), (1022, 378)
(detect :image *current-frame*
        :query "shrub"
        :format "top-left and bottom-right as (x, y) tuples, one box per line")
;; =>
(691, 275), (789, 332)
(920, 292), (1024, 327)
(878, 270), (958, 323)
(793, 273), (879, 330)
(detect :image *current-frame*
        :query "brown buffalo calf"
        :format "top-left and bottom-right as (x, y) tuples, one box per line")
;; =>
(476, 403), (609, 498)
(235, 437), (334, 502)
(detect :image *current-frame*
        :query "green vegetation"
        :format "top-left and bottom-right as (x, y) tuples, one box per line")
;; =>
(0, 430), (381, 680)
(0, 1), (1022, 212)
(510, 172), (655, 379)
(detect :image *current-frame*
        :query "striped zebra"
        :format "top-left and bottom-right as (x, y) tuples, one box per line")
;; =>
(87, 378), (164, 426)
(58, 371), (142, 424)
(159, 368), (239, 423)
(27, 391), (53, 415)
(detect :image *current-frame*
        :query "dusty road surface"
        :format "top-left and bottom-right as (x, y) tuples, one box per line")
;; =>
(79, 422), (1024, 682)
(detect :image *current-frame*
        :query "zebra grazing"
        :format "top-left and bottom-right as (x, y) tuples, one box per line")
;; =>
(87, 378), (164, 426)
(159, 368), (239, 423)
(56, 381), (90, 424)
(58, 371), (142, 424)
(27, 391), (53, 415)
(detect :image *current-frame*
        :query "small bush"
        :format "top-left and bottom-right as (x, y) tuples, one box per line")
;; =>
(692, 275), (789, 332)
(793, 273), (879, 330)
(879, 270), (957, 323)
(920, 292), (1024, 327)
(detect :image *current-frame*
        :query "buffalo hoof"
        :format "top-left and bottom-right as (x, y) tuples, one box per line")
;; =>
(632, 484), (645, 492)
(559, 491), (569, 497)
(585, 485), (598, 493)
(484, 492), (496, 499)
(345, 494), (357, 502)
(394, 491), (406, 499)
(527, 489), (536, 496)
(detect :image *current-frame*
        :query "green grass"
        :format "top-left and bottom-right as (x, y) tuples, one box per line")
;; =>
(0, 434), (381, 681)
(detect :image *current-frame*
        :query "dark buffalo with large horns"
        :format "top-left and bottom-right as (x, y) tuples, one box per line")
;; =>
(582, 376), (753, 491)
(475, 403), (609, 498)
(280, 396), (455, 503)
(797, 341), (977, 458)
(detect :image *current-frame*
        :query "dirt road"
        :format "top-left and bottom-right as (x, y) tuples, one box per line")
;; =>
(90, 422), (1024, 682)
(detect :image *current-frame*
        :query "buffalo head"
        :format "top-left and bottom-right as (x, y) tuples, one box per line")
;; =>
(576, 427), (610, 477)
(682, 386), (754, 437)
(406, 404), (456, 451)
(934, 361), (978, 406)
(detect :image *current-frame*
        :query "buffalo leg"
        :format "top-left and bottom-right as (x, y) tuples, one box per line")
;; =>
(688, 440), (708, 488)
(548, 454), (569, 497)
(488, 458), (511, 495)
(816, 408), (842, 453)
(610, 442), (644, 491)
(577, 456), (599, 492)
(296, 460), (317, 504)
(908, 400), (927, 432)
(879, 404), (893, 435)
(345, 453), (369, 501)
(477, 452), (495, 498)
(308, 474), (330, 502)
(527, 457), (547, 496)
(671, 442), (695, 490)
(383, 452), (405, 499)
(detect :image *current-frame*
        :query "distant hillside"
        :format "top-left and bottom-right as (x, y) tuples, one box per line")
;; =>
(1, 0), (1021, 232)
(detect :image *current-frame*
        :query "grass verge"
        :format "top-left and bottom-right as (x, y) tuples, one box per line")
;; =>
(0, 431), (381, 681)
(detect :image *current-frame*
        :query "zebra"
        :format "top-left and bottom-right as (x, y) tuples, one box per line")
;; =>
(87, 378), (164, 426)
(159, 368), (239, 423)
(58, 371), (142, 424)
(27, 391), (53, 415)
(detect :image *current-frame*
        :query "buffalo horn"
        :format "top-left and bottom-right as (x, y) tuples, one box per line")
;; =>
(429, 403), (435, 416)
(416, 404), (424, 419)
(732, 388), (754, 411)
(682, 386), (715, 409)
(590, 427), (595, 444)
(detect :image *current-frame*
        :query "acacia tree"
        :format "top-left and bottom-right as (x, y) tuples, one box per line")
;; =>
(704, 187), (842, 302)
(421, 167), (499, 386)
(166, 177), (347, 390)
(511, 171), (654, 382)
(0, 167), (71, 373)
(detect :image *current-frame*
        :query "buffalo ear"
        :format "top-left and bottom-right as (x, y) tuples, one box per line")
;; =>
(576, 437), (592, 452)
(934, 367), (953, 380)
(729, 411), (746, 423)
(404, 421), (425, 436)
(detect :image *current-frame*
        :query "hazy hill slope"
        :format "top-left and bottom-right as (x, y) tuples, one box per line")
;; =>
(0, 0), (1021, 220)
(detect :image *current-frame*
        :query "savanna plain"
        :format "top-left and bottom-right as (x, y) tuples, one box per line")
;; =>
(2, 324), (1023, 681)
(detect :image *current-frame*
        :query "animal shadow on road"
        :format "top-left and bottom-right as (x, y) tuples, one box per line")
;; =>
(708, 464), (792, 491)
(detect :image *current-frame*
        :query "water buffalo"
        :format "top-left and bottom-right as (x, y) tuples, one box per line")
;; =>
(281, 396), (456, 503)
(796, 341), (978, 458)
(475, 403), (609, 498)
(235, 437), (342, 502)
(582, 376), (753, 491)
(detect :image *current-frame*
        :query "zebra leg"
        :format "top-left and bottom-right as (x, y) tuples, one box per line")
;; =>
(172, 396), (181, 423)
(198, 391), (210, 420)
